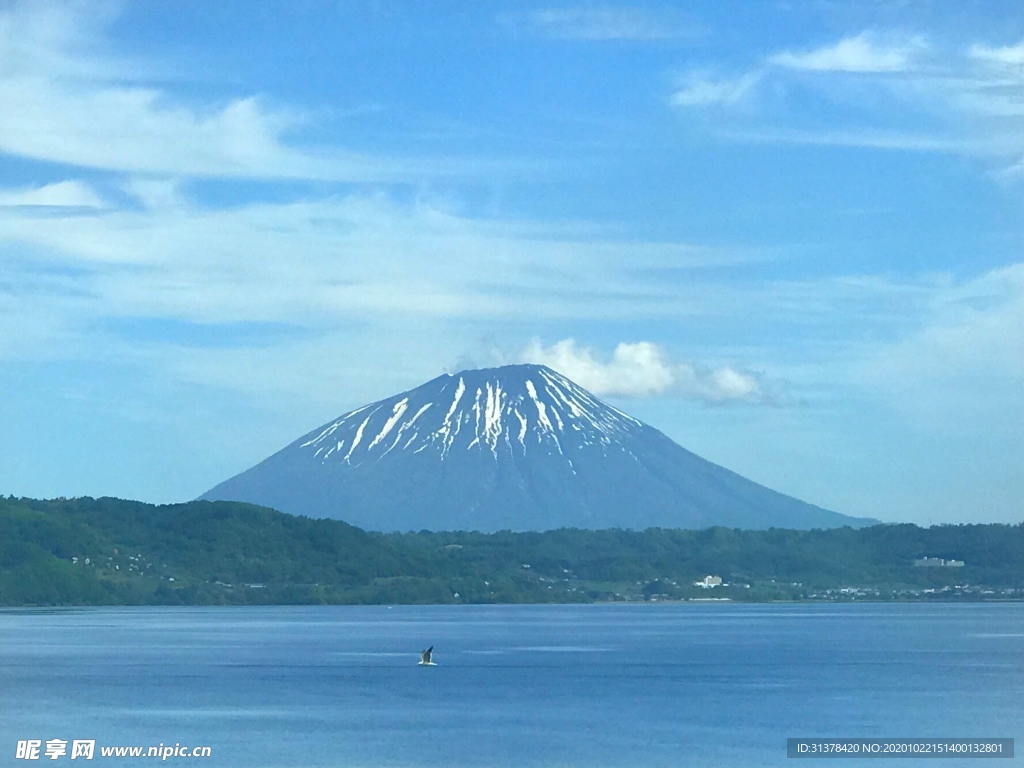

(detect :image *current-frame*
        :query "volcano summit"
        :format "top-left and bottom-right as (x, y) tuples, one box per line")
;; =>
(200, 364), (875, 531)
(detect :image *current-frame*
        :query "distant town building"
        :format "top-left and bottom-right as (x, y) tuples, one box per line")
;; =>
(694, 575), (723, 588)
(914, 557), (965, 567)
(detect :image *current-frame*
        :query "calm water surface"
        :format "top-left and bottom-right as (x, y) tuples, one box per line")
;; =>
(1, 603), (1021, 767)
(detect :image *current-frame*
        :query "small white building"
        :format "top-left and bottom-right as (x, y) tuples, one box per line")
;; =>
(694, 575), (723, 588)
(914, 557), (965, 567)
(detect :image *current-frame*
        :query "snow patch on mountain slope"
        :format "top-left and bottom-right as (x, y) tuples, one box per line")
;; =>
(296, 365), (642, 467)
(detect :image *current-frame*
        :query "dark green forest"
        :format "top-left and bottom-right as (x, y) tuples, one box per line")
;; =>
(1, 496), (1021, 606)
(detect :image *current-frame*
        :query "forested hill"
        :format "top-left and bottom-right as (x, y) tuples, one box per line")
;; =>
(1, 496), (1021, 606)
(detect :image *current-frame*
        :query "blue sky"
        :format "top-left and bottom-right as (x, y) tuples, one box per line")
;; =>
(1, 0), (1021, 525)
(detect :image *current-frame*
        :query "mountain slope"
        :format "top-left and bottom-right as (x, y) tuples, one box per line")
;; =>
(200, 364), (876, 532)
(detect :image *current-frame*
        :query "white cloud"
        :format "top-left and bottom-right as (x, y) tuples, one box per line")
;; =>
(0, 180), (105, 208)
(673, 31), (1024, 177)
(768, 32), (924, 73)
(671, 72), (761, 108)
(0, 2), (123, 81)
(696, 366), (762, 402)
(520, 338), (771, 403)
(724, 127), (971, 153)
(0, 75), (371, 180)
(969, 40), (1024, 65)
(1, 177), (992, 390)
(672, 31), (929, 114)
(837, 263), (1024, 452)
(0, 186), (761, 337)
(521, 338), (674, 396)
(0, 180), (777, 406)
(866, 264), (1024, 384)
(0, 4), (440, 182)
(124, 177), (188, 211)
(956, 40), (1024, 121)
(515, 7), (697, 41)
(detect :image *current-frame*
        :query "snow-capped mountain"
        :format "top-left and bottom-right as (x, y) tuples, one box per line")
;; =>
(199, 364), (876, 531)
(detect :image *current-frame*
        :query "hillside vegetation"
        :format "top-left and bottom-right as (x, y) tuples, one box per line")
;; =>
(1, 496), (1020, 606)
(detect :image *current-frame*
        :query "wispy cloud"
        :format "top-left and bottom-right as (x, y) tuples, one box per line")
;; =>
(958, 39), (1024, 121)
(969, 40), (1024, 65)
(0, 77), (398, 181)
(6, 165), (1010, 413)
(671, 30), (1024, 177)
(1, 177), (916, 406)
(670, 71), (761, 108)
(511, 6), (699, 41)
(0, 3), (474, 182)
(723, 128), (972, 153)
(0, 180), (106, 209)
(0, 188), (755, 336)
(864, 264), (1024, 385)
(0, 1), (125, 81)
(768, 32), (925, 73)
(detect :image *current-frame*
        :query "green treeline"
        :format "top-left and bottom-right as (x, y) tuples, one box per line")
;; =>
(1, 496), (1021, 606)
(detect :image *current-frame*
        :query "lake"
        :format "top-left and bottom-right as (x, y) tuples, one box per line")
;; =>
(2, 603), (1021, 767)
